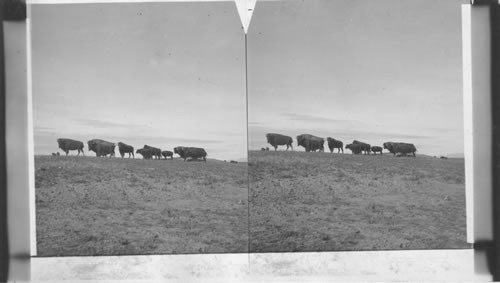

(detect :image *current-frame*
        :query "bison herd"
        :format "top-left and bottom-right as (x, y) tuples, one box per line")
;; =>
(56, 138), (208, 161)
(265, 133), (417, 157)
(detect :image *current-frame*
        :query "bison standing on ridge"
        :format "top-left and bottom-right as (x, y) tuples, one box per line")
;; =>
(88, 139), (116, 157)
(174, 146), (207, 161)
(383, 142), (417, 157)
(383, 142), (397, 154)
(57, 138), (84, 156)
(392, 143), (417, 157)
(266, 133), (294, 151)
(162, 150), (173, 159)
(143, 145), (162, 159)
(345, 143), (364, 155)
(327, 137), (343, 154)
(117, 142), (134, 158)
(352, 140), (371, 155)
(297, 134), (324, 152)
(371, 146), (383, 154)
(136, 148), (153, 159)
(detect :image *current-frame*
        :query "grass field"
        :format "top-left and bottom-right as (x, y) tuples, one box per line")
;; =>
(248, 150), (469, 252)
(36, 151), (469, 256)
(35, 155), (248, 256)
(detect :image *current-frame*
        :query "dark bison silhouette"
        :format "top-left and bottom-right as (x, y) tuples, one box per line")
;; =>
(162, 150), (174, 159)
(57, 138), (84, 156)
(143, 145), (162, 159)
(392, 143), (417, 157)
(327, 137), (343, 153)
(371, 146), (383, 154)
(345, 143), (364, 155)
(297, 134), (324, 152)
(88, 139), (115, 157)
(383, 142), (397, 154)
(117, 142), (134, 158)
(266, 133), (293, 151)
(384, 142), (417, 157)
(352, 140), (371, 155)
(136, 148), (154, 159)
(174, 146), (207, 161)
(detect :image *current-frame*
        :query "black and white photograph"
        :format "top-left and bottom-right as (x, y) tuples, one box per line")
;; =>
(247, 0), (470, 252)
(32, 2), (249, 256)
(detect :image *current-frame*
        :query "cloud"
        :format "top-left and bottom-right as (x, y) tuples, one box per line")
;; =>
(34, 126), (55, 132)
(281, 113), (362, 125)
(74, 118), (148, 130)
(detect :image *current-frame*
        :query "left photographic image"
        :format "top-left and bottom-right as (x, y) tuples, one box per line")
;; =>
(31, 2), (248, 256)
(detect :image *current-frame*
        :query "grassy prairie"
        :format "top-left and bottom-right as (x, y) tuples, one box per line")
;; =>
(248, 150), (469, 252)
(35, 155), (248, 256)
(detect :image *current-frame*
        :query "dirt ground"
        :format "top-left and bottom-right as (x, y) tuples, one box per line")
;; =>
(35, 156), (248, 256)
(249, 150), (470, 252)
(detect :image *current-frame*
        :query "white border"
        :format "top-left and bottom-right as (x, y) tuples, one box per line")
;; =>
(4, 1), (493, 281)
(26, 6), (37, 257)
(462, 4), (474, 243)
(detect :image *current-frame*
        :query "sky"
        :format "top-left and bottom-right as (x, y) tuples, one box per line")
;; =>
(247, 0), (468, 157)
(31, 2), (247, 161)
(32, 0), (468, 160)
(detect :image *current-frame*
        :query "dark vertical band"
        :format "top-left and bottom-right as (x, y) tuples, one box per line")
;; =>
(0, 0), (9, 281)
(4, 0), (26, 21)
(1, 0), (27, 280)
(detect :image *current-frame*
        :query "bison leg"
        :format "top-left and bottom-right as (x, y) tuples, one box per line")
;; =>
(64, 150), (69, 156)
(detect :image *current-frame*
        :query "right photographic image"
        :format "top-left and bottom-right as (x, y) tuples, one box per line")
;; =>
(247, 0), (470, 252)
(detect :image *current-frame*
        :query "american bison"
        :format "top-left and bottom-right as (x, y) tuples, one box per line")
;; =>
(174, 146), (207, 161)
(392, 143), (417, 157)
(371, 146), (383, 154)
(327, 137), (343, 154)
(162, 150), (174, 159)
(384, 142), (417, 157)
(345, 143), (364, 155)
(352, 140), (371, 155)
(143, 145), (162, 159)
(136, 148), (154, 159)
(383, 142), (397, 154)
(266, 133), (294, 151)
(297, 134), (324, 152)
(117, 142), (134, 158)
(57, 138), (84, 156)
(88, 139), (116, 157)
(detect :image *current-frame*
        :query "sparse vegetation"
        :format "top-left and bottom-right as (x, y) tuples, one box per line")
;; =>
(35, 156), (248, 256)
(249, 151), (469, 252)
